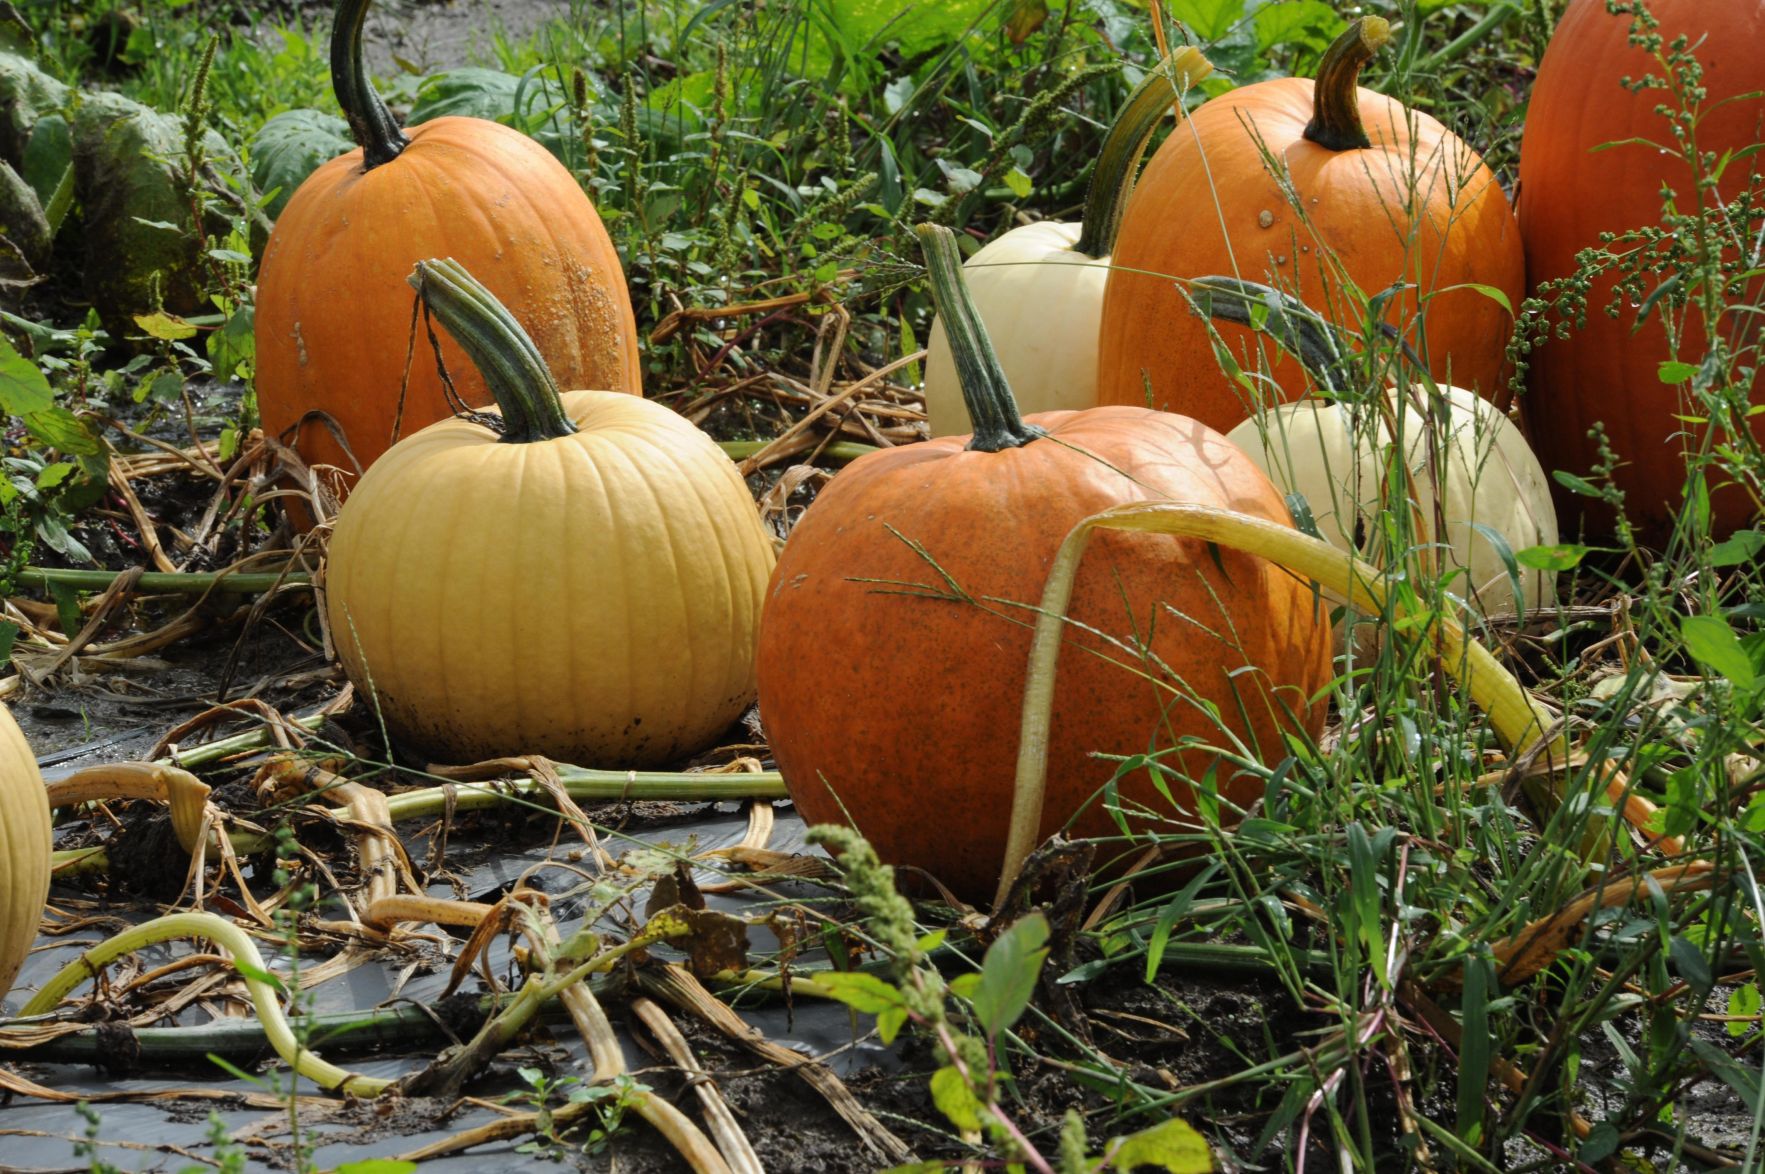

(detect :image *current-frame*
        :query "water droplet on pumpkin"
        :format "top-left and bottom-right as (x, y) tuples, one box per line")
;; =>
(1258, 209), (1275, 229)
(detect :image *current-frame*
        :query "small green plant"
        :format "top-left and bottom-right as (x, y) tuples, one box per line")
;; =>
(810, 825), (1213, 1173)
(505, 1066), (647, 1160)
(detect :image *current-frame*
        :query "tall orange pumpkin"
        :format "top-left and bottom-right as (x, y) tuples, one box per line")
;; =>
(1097, 17), (1523, 429)
(757, 226), (1331, 902)
(1516, 0), (1764, 540)
(255, 0), (640, 516)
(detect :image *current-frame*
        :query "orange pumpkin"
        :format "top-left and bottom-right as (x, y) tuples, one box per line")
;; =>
(255, 0), (639, 518)
(1096, 17), (1523, 429)
(1516, 0), (1764, 540)
(757, 226), (1331, 901)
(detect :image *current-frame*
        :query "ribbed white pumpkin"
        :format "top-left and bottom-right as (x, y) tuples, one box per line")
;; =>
(1227, 386), (1558, 627)
(326, 260), (776, 767)
(0, 703), (50, 997)
(921, 49), (1211, 437)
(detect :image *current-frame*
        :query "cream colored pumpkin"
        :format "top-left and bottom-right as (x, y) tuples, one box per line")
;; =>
(923, 222), (1104, 435)
(1227, 387), (1558, 629)
(326, 260), (775, 767)
(0, 703), (50, 997)
(921, 49), (1212, 437)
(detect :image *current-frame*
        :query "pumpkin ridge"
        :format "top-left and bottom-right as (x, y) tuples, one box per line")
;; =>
(653, 428), (751, 708)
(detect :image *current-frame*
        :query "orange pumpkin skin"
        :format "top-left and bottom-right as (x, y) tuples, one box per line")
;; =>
(1097, 53), (1523, 428)
(756, 408), (1332, 901)
(1516, 0), (1764, 540)
(256, 116), (641, 499)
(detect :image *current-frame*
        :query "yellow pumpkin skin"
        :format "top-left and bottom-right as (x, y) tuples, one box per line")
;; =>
(0, 703), (50, 997)
(325, 391), (777, 767)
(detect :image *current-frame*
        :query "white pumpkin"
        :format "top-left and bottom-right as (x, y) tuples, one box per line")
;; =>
(921, 48), (1211, 437)
(1227, 387), (1559, 631)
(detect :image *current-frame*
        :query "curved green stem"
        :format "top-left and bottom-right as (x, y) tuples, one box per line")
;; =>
(50, 769), (786, 876)
(914, 224), (1046, 453)
(717, 439), (876, 463)
(1303, 16), (1391, 152)
(1073, 47), (1214, 259)
(408, 258), (578, 443)
(330, 0), (407, 169)
(991, 502), (1558, 912)
(22, 911), (390, 1096)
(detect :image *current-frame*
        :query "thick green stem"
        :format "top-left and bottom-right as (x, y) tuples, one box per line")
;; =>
(387, 771), (783, 820)
(717, 439), (875, 463)
(992, 502), (1558, 912)
(1187, 276), (1351, 396)
(0, 990), (603, 1065)
(16, 567), (312, 595)
(1303, 16), (1391, 152)
(1073, 47), (1214, 259)
(408, 258), (579, 443)
(21, 911), (389, 1096)
(51, 768), (785, 875)
(330, 0), (407, 169)
(914, 224), (1046, 453)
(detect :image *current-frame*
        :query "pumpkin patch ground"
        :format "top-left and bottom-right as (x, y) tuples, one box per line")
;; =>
(0, 1), (1761, 1171)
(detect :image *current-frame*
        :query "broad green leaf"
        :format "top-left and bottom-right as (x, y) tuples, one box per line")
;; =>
(22, 113), (71, 210)
(0, 334), (52, 415)
(248, 108), (352, 219)
(408, 68), (527, 125)
(971, 911), (1049, 1041)
(1552, 470), (1604, 498)
(133, 310), (198, 341)
(1516, 543), (1594, 571)
(207, 305), (255, 380)
(1658, 359), (1699, 384)
(22, 404), (100, 455)
(73, 89), (267, 331)
(815, 970), (908, 1016)
(1004, 0), (1049, 43)
(1104, 1115), (1214, 1172)
(1168, 0), (1246, 42)
(1252, 0), (1342, 51)
(929, 1065), (983, 1132)
(1726, 983), (1760, 1038)
(0, 620), (17, 667)
(1682, 614), (1756, 687)
(878, 1004), (908, 1043)
(1709, 529), (1765, 568)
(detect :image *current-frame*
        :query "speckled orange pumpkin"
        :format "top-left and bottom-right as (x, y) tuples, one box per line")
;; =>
(758, 227), (1331, 901)
(1097, 17), (1523, 429)
(256, 0), (638, 519)
(1517, 0), (1765, 539)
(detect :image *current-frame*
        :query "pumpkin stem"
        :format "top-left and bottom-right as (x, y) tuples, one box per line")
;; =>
(915, 224), (1047, 452)
(331, 0), (409, 169)
(1187, 276), (1353, 396)
(406, 259), (580, 444)
(1302, 16), (1391, 152)
(1073, 47), (1214, 259)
